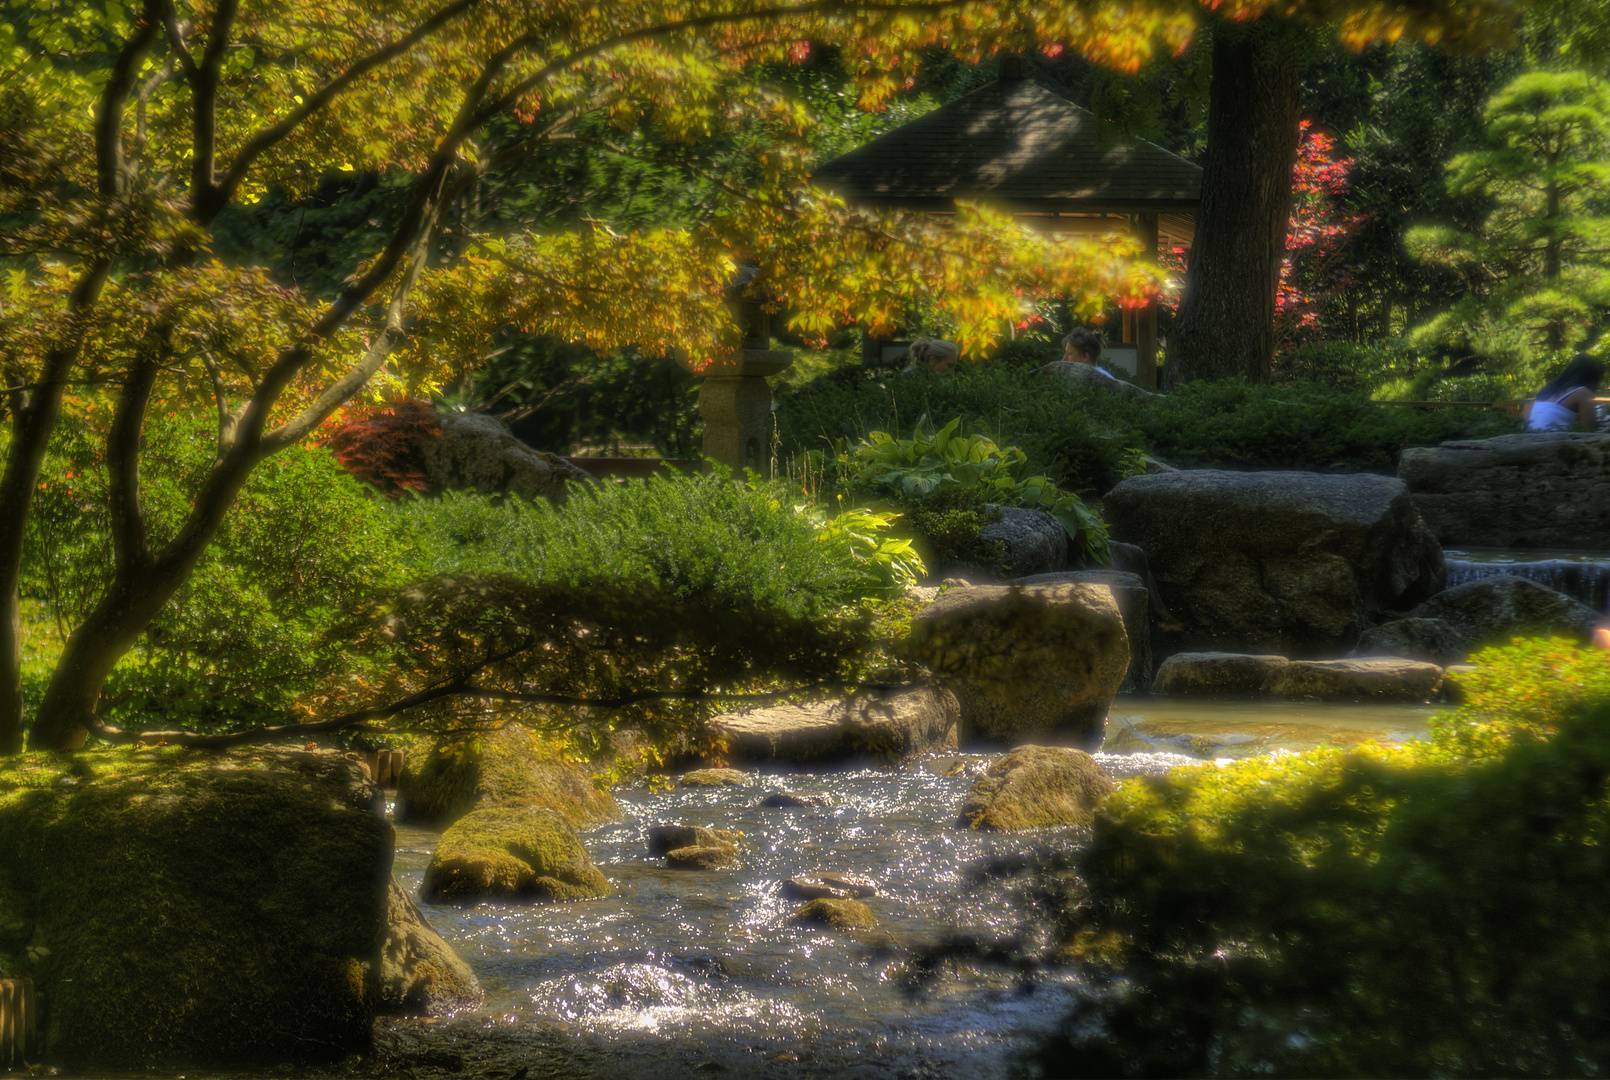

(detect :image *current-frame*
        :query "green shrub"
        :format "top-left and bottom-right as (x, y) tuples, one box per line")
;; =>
(833, 417), (1110, 567)
(22, 413), (416, 731)
(774, 363), (1519, 494)
(1030, 637), (1610, 1077)
(398, 469), (916, 618)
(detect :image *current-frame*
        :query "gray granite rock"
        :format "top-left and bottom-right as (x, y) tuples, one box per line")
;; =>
(419, 411), (596, 503)
(1261, 658), (1445, 702)
(1152, 651), (1291, 695)
(708, 684), (958, 765)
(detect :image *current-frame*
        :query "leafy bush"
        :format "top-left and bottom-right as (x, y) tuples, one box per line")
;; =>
(1027, 637), (1610, 1077)
(319, 396), (442, 496)
(22, 413), (416, 731)
(775, 363), (1519, 494)
(834, 417), (1110, 567)
(398, 469), (918, 618)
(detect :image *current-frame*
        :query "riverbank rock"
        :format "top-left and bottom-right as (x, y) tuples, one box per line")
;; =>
(397, 724), (620, 830)
(1103, 470), (1444, 658)
(957, 746), (1116, 831)
(1397, 431), (1610, 548)
(420, 411), (596, 504)
(1015, 569), (1152, 691)
(666, 845), (740, 870)
(790, 898), (878, 930)
(1152, 652), (1291, 695)
(708, 684), (958, 765)
(420, 807), (611, 904)
(0, 748), (476, 1069)
(1103, 717), (1398, 760)
(1357, 576), (1603, 666)
(781, 874), (878, 901)
(1262, 658), (1445, 702)
(905, 583), (1129, 748)
(978, 506), (1068, 576)
(379, 877), (484, 1015)
(1037, 360), (1158, 400)
(646, 825), (741, 856)
(677, 768), (750, 788)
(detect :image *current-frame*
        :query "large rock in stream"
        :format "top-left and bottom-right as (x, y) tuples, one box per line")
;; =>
(0, 748), (478, 1069)
(905, 583), (1129, 748)
(707, 684), (958, 764)
(1103, 470), (1444, 658)
(958, 746), (1115, 831)
(397, 723), (620, 829)
(421, 807), (611, 903)
(1356, 575), (1604, 665)
(1397, 431), (1610, 548)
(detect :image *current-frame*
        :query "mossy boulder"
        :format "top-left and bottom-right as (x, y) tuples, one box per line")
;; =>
(646, 824), (741, 856)
(0, 748), (474, 1069)
(905, 583), (1130, 748)
(678, 768), (750, 788)
(790, 898), (877, 930)
(378, 877), (483, 1015)
(665, 845), (740, 870)
(958, 746), (1116, 831)
(421, 807), (611, 904)
(397, 724), (620, 829)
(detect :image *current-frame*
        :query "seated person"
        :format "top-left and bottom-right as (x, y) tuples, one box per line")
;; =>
(901, 337), (960, 376)
(1062, 327), (1117, 380)
(1523, 354), (1603, 431)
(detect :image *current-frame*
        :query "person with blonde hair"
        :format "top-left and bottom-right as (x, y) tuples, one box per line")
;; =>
(902, 337), (960, 375)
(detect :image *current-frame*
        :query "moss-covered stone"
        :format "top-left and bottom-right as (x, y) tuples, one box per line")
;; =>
(665, 844), (740, 870)
(421, 807), (611, 903)
(646, 824), (741, 856)
(377, 877), (483, 1014)
(958, 745), (1115, 831)
(0, 747), (441, 1068)
(790, 898), (877, 930)
(677, 768), (750, 788)
(396, 725), (620, 830)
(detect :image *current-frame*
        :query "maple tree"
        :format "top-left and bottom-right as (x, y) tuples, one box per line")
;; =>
(0, 0), (1527, 754)
(1275, 120), (1367, 351)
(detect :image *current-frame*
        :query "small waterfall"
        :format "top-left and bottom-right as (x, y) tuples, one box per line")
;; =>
(1444, 551), (1610, 614)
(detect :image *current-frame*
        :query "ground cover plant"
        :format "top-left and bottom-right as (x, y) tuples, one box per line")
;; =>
(776, 361), (1519, 496)
(1023, 637), (1610, 1077)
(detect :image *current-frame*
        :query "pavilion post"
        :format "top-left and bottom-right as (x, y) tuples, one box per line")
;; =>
(1134, 212), (1160, 390)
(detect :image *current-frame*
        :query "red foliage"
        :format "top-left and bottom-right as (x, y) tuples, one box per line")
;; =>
(319, 397), (442, 497)
(1157, 120), (1368, 352)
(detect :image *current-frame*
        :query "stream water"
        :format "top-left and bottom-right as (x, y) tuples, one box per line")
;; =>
(364, 694), (1439, 1080)
(1444, 547), (1610, 613)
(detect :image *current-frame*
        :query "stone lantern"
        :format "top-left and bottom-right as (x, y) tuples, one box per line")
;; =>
(698, 267), (793, 473)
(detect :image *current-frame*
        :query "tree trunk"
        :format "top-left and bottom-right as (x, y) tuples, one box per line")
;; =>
(1163, 21), (1307, 389)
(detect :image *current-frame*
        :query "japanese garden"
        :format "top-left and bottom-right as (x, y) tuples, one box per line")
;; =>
(2, 0), (1609, 1076)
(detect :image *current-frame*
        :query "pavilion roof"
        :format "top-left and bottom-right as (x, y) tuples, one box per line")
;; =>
(812, 76), (1202, 214)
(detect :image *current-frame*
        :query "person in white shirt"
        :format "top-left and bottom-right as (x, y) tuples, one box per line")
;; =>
(1062, 327), (1118, 380)
(1523, 354), (1603, 431)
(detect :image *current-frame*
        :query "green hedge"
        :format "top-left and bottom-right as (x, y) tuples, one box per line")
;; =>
(774, 363), (1518, 496)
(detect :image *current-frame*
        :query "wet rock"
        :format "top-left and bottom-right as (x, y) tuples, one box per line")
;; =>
(1261, 658), (1445, 702)
(1397, 431), (1610, 548)
(646, 824), (741, 856)
(0, 749), (408, 1068)
(781, 874), (878, 901)
(378, 876), (484, 1015)
(790, 898), (878, 930)
(1104, 470), (1444, 658)
(678, 768), (750, 788)
(420, 410), (596, 503)
(1354, 617), (1470, 667)
(421, 807), (611, 904)
(665, 845), (739, 870)
(1037, 360), (1158, 400)
(978, 506), (1068, 576)
(1152, 652), (1291, 695)
(1104, 717), (1399, 760)
(397, 724), (620, 830)
(709, 684), (959, 765)
(1363, 576), (1603, 666)
(958, 746), (1115, 831)
(905, 583), (1129, 749)
(760, 792), (831, 808)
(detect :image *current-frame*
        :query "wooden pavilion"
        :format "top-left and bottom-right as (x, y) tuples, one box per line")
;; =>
(812, 60), (1202, 389)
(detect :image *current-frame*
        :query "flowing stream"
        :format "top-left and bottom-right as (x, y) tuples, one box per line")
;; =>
(368, 694), (1438, 1079)
(1444, 548), (1610, 613)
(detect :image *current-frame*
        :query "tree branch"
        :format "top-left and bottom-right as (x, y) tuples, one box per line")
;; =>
(106, 355), (160, 574)
(97, 0), (164, 196)
(187, 0), (240, 220)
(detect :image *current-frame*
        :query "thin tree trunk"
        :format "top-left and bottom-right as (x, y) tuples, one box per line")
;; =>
(1163, 21), (1306, 389)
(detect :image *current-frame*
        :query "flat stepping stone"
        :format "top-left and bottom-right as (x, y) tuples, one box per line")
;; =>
(1152, 652), (1290, 695)
(665, 845), (739, 870)
(781, 874), (877, 901)
(759, 792), (831, 809)
(790, 898), (876, 930)
(677, 768), (750, 788)
(1262, 658), (1443, 702)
